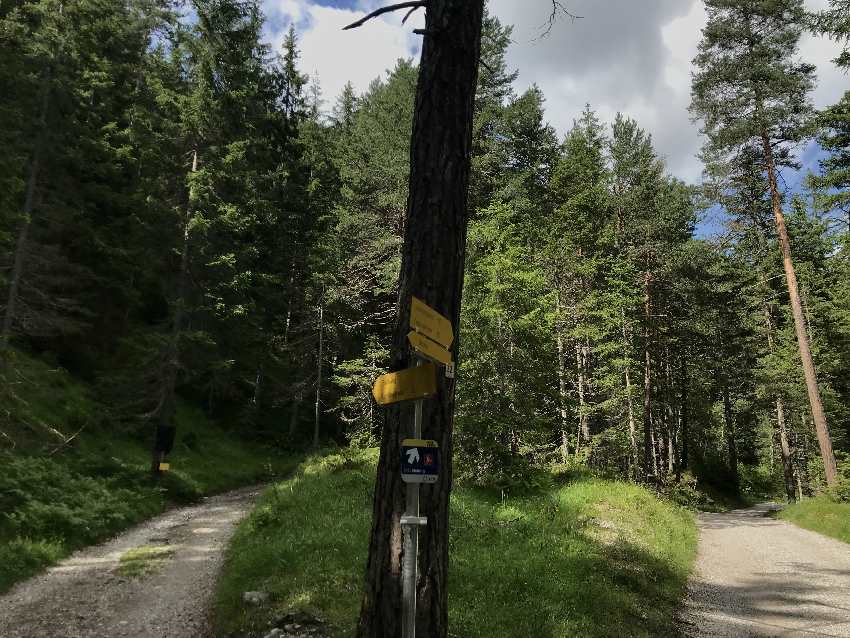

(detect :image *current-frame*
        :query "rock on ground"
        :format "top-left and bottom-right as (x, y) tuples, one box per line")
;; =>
(0, 484), (263, 638)
(681, 502), (850, 637)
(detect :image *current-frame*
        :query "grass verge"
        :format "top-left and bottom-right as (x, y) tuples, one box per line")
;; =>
(778, 495), (850, 544)
(0, 350), (296, 593)
(118, 545), (176, 577)
(215, 449), (697, 638)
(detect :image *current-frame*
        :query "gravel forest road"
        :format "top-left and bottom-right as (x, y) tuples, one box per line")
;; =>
(0, 484), (263, 638)
(681, 503), (850, 637)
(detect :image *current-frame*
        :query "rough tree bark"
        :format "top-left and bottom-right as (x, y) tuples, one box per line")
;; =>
(355, 2), (484, 636)
(760, 131), (838, 486)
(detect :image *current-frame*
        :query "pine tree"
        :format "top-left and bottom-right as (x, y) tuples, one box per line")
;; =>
(691, 0), (839, 485)
(353, 1), (485, 635)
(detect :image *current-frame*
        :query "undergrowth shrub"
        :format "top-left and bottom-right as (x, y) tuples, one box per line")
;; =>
(827, 453), (850, 503)
(0, 456), (163, 545)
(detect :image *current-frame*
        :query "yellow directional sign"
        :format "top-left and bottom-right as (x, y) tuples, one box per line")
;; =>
(410, 297), (454, 348)
(158, 463), (170, 472)
(372, 363), (437, 406)
(408, 331), (453, 366)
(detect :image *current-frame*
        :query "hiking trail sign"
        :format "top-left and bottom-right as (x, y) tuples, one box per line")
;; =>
(407, 330), (453, 366)
(410, 296), (453, 348)
(372, 363), (437, 406)
(400, 438), (439, 484)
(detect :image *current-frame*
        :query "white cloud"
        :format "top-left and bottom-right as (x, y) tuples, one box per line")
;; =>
(264, 0), (423, 108)
(263, 1), (848, 184)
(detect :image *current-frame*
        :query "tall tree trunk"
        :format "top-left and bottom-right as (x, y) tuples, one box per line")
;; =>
(761, 131), (838, 486)
(621, 313), (639, 477)
(357, 3), (484, 636)
(151, 149), (197, 475)
(575, 342), (589, 458)
(722, 388), (739, 494)
(678, 362), (689, 479)
(556, 296), (570, 463)
(663, 348), (676, 476)
(2, 75), (50, 356)
(642, 272), (657, 480)
(763, 304), (797, 501)
(775, 397), (796, 502)
(314, 301), (323, 449)
(289, 391), (301, 437)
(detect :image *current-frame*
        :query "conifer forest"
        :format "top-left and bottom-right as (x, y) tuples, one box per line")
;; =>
(2, 1), (850, 636)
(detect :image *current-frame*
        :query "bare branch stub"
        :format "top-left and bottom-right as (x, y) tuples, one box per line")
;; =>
(402, 5), (423, 25)
(539, 0), (583, 38)
(342, 1), (427, 31)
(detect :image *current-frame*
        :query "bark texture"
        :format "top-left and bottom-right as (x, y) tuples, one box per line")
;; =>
(356, 2), (484, 636)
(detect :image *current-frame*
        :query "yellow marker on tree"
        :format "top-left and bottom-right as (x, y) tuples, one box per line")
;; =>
(372, 363), (437, 406)
(410, 297), (453, 348)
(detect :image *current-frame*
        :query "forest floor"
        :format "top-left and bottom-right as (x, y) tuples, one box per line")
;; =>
(0, 483), (263, 638)
(680, 502), (850, 636)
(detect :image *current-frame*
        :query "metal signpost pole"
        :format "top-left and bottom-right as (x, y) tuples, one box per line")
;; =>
(402, 359), (424, 638)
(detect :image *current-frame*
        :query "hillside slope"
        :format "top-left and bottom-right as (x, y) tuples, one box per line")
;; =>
(0, 349), (295, 592)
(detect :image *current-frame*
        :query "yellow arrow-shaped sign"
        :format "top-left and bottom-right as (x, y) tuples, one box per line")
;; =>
(410, 297), (454, 348)
(372, 363), (437, 406)
(408, 331), (453, 366)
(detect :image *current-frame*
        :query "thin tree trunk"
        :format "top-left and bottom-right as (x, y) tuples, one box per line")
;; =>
(761, 131), (838, 486)
(642, 272), (657, 480)
(575, 342), (588, 458)
(678, 362), (689, 479)
(289, 392), (301, 437)
(357, 3), (484, 635)
(151, 149), (197, 475)
(2, 79), (50, 355)
(664, 348), (675, 476)
(621, 313), (639, 477)
(775, 397), (796, 502)
(253, 364), (263, 406)
(763, 303), (797, 502)
(314, 302), (323, 449)
(556, 296), (570, 463)
(722, 388), (739, 494)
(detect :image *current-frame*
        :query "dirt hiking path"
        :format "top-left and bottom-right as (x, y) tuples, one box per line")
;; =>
(0, 484), (263, 638)
(681, 502), (850, 637)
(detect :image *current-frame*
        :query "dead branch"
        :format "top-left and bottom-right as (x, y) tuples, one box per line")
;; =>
(48, 425), (85, 456)
(402, 5), (422, 25)
(539, 1), (582, 38)
(343, 1), (427, 31)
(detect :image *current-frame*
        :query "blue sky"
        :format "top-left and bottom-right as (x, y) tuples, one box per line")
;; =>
(259, 0), (846, 235)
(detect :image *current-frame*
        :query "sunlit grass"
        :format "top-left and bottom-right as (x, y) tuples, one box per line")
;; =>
(779, 496), (850, 544)
(118, 545), (176, 577)
(215, 450), (697, 637)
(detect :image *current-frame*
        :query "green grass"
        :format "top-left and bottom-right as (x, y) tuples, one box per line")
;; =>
(118, 545), (176, 577)
(778, 495), (850, 544)
(0, 349), (297, 593)
(215, 450), (698, 638)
